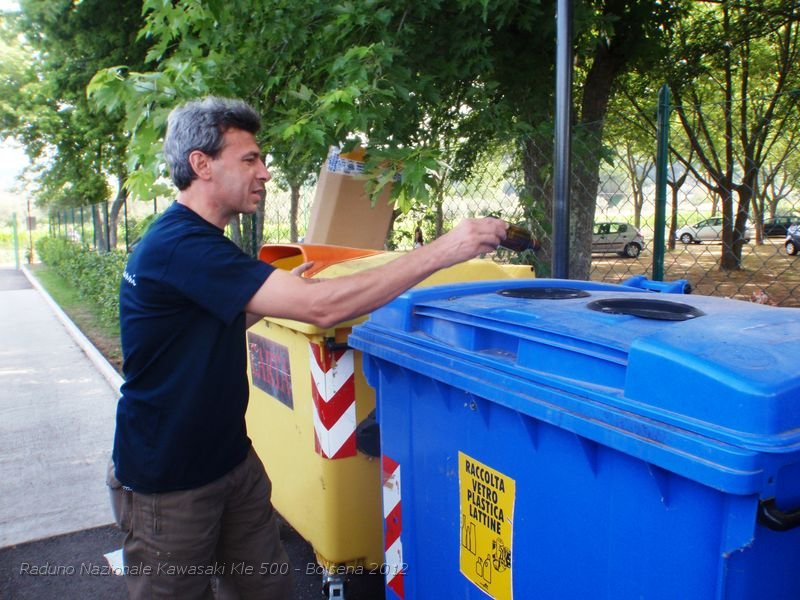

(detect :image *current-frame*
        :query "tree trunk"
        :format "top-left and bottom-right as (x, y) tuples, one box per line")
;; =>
(752, 190), (764, 245)
(571, 54), (622, 278)
(242, 214), (254, 256)
(434, 199), (444, 238)
(667, 164), (691, 252)
(719, 182), (740, 271)
(521, 132), (554, 277)
(255, 196), (266, 251)
(668, 183), (679, 251)
(230, 214), (242, 248)
(92, 204), (108, 252)
(108, 178), (126, 250)
(570, 139), (602, 279)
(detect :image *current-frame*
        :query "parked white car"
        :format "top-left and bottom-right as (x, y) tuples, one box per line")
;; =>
(592, 222), (645, 258)
(675, 217), (752, 244)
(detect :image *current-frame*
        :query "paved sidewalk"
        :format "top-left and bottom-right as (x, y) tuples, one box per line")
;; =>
(0, 267), (121, 549)
(0, 266), (385, 599)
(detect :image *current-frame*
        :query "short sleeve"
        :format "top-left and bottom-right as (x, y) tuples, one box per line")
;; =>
(164, 232), (274, 324)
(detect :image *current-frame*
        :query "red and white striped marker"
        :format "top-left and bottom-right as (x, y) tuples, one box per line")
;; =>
(383, 455), (405, 598)
(309, 343), (357, 459)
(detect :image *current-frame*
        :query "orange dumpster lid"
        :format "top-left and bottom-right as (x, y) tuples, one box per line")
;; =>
(256, 243), (534, 334)
(258, 244), (384, 278)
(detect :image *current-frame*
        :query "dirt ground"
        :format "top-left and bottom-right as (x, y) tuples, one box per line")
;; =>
(591, 236), (800, 308)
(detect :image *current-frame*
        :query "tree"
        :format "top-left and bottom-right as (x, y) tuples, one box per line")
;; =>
(0, 11), (33, 133)
(1, 0), (148, 250)
(665, 149), (696, 251)
(88, 1), (347, 252)
(618, 141), (654, 230)
(752, 137), (800, 242)
(663, 0), (800, 270)
(309, 0), (682, 278)
(89, 0), (686, 276)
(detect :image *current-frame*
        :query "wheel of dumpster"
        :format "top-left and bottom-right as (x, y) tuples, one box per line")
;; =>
(321, 570), (346, 599)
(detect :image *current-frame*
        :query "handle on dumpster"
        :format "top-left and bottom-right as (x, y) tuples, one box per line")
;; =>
(622, 275), (692, 294)
(356, 411), (381, 458)
(325, 338), (350, 352)
(757, 498), (800, 531)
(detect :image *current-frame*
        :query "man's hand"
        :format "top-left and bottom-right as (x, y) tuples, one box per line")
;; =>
(245, 216), (509, 329)
(426, 217), (508, 268)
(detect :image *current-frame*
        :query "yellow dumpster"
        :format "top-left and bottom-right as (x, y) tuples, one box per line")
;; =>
(245, 244), (533, 595)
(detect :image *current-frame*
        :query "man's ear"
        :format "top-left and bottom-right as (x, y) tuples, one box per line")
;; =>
(188, 150), (213, 181)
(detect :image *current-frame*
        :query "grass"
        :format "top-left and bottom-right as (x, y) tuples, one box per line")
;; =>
(29, 264), (124, 373)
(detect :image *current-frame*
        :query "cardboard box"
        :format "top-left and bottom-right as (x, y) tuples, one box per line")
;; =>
(304, 147), (395, 249)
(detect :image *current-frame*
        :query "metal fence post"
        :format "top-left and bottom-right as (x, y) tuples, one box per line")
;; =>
(552, 0), (573, 279)
(652, 84), (671, 281)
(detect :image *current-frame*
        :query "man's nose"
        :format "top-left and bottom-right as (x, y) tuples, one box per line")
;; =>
(258, 161), (271, 182)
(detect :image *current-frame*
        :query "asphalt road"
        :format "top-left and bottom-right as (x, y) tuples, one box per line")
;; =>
(0, 517), (385, 600)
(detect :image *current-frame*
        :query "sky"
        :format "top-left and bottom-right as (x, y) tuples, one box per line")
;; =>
(0, 140), (28, 193)
(0, 141), (30, 219)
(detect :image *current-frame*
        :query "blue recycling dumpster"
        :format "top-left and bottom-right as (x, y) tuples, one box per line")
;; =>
(348, 279), (800, 600)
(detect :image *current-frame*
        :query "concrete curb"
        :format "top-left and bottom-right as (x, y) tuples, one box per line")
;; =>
(21, 265), (124, 394)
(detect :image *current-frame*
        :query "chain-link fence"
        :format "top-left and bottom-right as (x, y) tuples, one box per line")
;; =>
(47, 93), (800, 308)
(47, 197), (168, 252)
(588, 144), (800, 308)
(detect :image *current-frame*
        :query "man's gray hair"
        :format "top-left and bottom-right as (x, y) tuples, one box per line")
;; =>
(164, 97), (262, 190)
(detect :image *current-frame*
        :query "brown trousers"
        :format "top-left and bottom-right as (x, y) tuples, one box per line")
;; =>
(107, 449), (293, 599)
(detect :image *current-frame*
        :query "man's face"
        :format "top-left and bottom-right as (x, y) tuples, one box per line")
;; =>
(208, 127), (271, 216)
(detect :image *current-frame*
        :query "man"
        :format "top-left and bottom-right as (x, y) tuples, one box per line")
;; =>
(108, 96), (508, 599)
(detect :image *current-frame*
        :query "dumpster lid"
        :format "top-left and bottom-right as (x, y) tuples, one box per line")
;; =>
(258, 243), (383, 278)
(352, 279), (800, 449)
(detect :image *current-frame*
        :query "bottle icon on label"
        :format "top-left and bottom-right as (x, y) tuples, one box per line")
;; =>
(500, 224), (541, 253)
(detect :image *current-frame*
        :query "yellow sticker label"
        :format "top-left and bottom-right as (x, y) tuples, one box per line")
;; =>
(459, 452), (515, 600)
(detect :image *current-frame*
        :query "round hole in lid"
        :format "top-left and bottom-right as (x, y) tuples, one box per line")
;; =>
(586, 298), (705, 321)
(498, 287), (592, 300)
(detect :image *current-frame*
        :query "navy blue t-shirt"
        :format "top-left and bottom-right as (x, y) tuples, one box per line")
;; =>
(114, 202), (274, 493)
